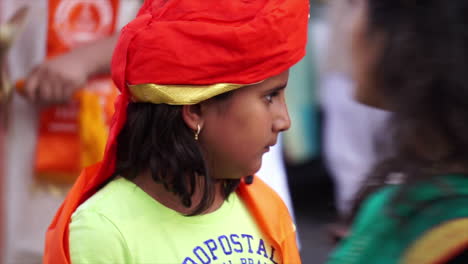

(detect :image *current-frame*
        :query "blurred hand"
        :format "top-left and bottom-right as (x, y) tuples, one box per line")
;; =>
(23, 35), (118, 105)
(23, 50), (89, 105)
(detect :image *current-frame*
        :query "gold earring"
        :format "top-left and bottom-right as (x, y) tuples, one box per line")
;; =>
(194, 124), (201, 140)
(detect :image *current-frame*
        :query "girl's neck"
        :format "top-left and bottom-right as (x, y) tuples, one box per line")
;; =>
(131, 172), (225, 215)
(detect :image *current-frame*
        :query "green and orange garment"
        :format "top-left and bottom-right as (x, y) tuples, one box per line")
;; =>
(43, 0), (310, 263)
(327, 174), (468, 264)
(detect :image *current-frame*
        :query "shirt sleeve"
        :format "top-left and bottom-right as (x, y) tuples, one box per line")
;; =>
(69, 210), (131, 264)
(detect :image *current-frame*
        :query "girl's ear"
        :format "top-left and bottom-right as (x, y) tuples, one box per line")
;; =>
(182, 104), (203, 131)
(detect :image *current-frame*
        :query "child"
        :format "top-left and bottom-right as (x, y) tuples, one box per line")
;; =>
(44, 0), (309, 263)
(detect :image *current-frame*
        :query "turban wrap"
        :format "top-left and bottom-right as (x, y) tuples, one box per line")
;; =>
(44, 0), (309, 262)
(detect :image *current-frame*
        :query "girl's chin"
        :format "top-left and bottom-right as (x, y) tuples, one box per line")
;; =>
(211, 159), (262, 179)
(250, 161), (263, 176)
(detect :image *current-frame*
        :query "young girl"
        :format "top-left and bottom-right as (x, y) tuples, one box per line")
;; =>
(44, 0), (309, 263)
(327, 0), (468, 263)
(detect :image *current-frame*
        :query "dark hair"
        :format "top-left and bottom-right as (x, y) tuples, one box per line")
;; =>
(352, 0), (468, 219)
(114, 94), (239, 216)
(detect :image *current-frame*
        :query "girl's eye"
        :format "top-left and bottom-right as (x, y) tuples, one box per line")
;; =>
(265, 91), (279, 103)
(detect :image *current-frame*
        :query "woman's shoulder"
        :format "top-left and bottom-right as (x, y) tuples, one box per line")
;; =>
(397, 175), (468, 263)
(351, 185), (397, 232)
(402, 217), (468, 264)
(358, 175), (468, 258)
(358, 174), (468, 222)
(392, 174), (468, 220)
(327, 176), (468, 264)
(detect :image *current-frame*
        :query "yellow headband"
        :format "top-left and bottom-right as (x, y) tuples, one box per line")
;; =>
(128, 83), (247, 105)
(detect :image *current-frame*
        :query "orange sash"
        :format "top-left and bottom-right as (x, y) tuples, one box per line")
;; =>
(238, 177), (302, 263)
(35, 0), (119, 185)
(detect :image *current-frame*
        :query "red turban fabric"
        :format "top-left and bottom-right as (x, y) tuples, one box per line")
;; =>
(44, 0), (309, 262)
(114, 0), (309, 87)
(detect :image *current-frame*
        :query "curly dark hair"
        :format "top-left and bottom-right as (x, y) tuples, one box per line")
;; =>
(114, 98), (240, 216)
(352, 0), (468, 219)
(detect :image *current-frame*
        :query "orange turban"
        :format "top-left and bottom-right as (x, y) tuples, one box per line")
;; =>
(44, 0), (309, 262)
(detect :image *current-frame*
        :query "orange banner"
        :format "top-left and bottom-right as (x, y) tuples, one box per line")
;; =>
(35, 0), (119, 185)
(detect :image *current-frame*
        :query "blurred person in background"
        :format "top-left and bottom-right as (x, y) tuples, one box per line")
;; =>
(317, 0), (389, 218)
(0, 0), (141, 262)
(327, 0), (468, 263)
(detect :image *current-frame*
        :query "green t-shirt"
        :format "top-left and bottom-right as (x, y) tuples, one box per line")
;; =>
(69, 177), (281, 264)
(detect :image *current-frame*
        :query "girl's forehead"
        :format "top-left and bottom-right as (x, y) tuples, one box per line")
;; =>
(239, 77), (288, 96)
